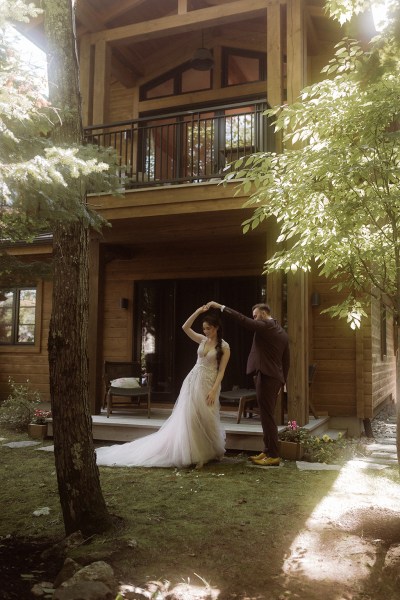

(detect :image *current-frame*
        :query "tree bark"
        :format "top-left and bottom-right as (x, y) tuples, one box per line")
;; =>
(43, 0), (113, 534)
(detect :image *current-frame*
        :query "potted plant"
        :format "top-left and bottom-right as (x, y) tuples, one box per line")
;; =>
(28, 409), (52, 439)
(278, 420), (308, 460)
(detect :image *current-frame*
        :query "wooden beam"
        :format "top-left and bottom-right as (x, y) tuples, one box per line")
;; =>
(178, 0), (188, 15)
(138, 81), (267, 114)
(267, 1), (283, 108)
(96, 0), (149, 24)
(286, 0), (307, 104)
(89, 0), (270, 45)
(79, 34), (92, 126)
(92, 39), (111, 125)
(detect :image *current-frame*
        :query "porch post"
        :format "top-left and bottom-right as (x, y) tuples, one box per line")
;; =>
(286, 0), (309, 425)
(88, 235), (104, 414)
(92, 39), (111, 125)
(79, 33), (92, 126)
(266, 220), (284, 424)
(266, 2), (284, 423)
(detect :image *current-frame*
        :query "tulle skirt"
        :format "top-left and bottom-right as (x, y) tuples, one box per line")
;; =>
(96, 363), (225, 468)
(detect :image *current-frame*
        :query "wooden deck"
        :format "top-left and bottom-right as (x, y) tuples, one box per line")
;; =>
(48, 408), (330, 452)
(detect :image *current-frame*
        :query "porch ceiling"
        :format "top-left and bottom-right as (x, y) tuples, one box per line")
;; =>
(98, 206), (265, 247)
(19, 0), (341, 87)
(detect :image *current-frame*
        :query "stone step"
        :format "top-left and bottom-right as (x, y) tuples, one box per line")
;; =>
(372, 437), (396, 445)
(365, 442), (396, 452)
(356, 456), (397, 466)
(370, 451), (397, 460)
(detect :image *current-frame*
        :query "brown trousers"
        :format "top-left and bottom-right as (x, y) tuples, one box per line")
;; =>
(254, 371), (282, 458)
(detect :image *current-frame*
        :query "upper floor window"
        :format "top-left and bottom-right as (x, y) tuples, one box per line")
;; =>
(222, 48), (266, 86)
(0, 287), (36, 345)
(141, 63), (212, 101)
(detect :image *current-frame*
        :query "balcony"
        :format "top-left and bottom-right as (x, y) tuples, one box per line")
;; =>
(84, 100), (272, 189)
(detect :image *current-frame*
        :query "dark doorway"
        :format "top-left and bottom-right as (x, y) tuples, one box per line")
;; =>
(134, 276), (265, 402)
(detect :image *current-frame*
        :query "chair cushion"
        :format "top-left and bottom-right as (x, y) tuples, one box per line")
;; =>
(110, 377), (141, 388)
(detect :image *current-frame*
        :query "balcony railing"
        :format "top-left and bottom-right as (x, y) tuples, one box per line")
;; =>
(84, 100), (272, 188)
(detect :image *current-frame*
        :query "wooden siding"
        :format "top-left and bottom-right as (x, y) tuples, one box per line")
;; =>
(102, 235), (266, 364)
(108, 80), (134, 123)
(310, 277), (358, 418)
(369, 295), (396, 417)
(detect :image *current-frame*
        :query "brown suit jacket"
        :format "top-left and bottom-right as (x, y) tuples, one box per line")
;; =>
(223, 307), (290, 384)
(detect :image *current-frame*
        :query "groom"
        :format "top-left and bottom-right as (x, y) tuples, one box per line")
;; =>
(207, 301), (290, 466)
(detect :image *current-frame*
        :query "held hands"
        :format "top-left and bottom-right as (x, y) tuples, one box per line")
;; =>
(205, 300), (222, 310)
(197, 305), (209, 314)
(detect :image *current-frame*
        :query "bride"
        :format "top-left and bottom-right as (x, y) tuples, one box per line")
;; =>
(96, 305), (230, 468)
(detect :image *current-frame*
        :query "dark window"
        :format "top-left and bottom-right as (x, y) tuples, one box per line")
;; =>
(134, 276), (266, 402)
(141, 63), (212, 101)
(222, 48), (266, 87)
(0, 287), (36, 345)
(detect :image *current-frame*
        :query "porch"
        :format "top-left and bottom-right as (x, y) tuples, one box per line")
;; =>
(47, 408), (331, 451)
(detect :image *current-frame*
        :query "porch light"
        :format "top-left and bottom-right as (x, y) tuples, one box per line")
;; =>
(311, 292), (321, 307)
(191, 32), (214, 71)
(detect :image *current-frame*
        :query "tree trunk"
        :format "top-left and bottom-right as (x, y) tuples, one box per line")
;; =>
(44, 0), (113, 535)
(397, 324), (400, 472)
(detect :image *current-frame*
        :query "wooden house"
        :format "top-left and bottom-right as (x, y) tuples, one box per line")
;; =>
(1, 0), (395, 438)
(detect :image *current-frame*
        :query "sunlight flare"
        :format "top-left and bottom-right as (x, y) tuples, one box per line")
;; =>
(282, 461), (400, 585)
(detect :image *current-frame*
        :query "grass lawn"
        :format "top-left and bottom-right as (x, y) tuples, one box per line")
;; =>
(1, 426), (399, 600)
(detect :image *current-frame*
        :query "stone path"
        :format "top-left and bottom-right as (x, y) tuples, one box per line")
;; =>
(364, 402), (398, 467)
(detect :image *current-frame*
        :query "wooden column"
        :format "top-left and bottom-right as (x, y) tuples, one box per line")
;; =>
(355, 327), (365, 419)
(265, 1), (284, 324)
(79, 34), (92, 126)
(88, 236), (104, 414)
(267, 220), (284, 424)
(286, 0), (309, 425)
(267, 1), (283, 108)
(92, 39), (111, 125)
(266, 3), (284, 422)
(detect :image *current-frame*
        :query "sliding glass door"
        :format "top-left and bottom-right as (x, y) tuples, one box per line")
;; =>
(134, 276), (265, 402)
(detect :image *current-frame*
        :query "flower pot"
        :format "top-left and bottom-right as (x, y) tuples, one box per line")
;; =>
(28, 423), (48, 439)
(278, 440), (304, 460)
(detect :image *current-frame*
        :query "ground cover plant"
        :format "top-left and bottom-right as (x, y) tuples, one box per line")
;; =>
(1, 422), (400, 600)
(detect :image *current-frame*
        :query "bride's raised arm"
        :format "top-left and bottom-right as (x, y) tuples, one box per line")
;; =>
(182, 305), (209, 343)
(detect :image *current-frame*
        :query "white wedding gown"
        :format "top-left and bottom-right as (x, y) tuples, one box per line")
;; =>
(96, 338), (228, 468)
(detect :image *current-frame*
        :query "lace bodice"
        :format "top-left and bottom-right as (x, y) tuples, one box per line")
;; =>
(196, 339), (229, 375)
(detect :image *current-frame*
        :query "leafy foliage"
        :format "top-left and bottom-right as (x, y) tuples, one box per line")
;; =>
(0, 377), (41, 430)
(0, 1), (118, 278)
(226, 1), (400, 328)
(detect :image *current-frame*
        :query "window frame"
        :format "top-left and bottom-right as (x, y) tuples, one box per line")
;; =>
(0, 282), (43, 352)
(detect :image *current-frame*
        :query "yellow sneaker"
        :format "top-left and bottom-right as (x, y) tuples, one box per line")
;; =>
(248, 452), (267, 462)
(252, 456), (280, 467)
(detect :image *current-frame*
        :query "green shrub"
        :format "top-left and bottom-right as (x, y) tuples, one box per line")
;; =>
(0, 379), (41, 431)
(302, 433), (364, 464)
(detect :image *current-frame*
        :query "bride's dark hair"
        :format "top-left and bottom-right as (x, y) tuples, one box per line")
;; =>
(203, 313), (223, 369)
